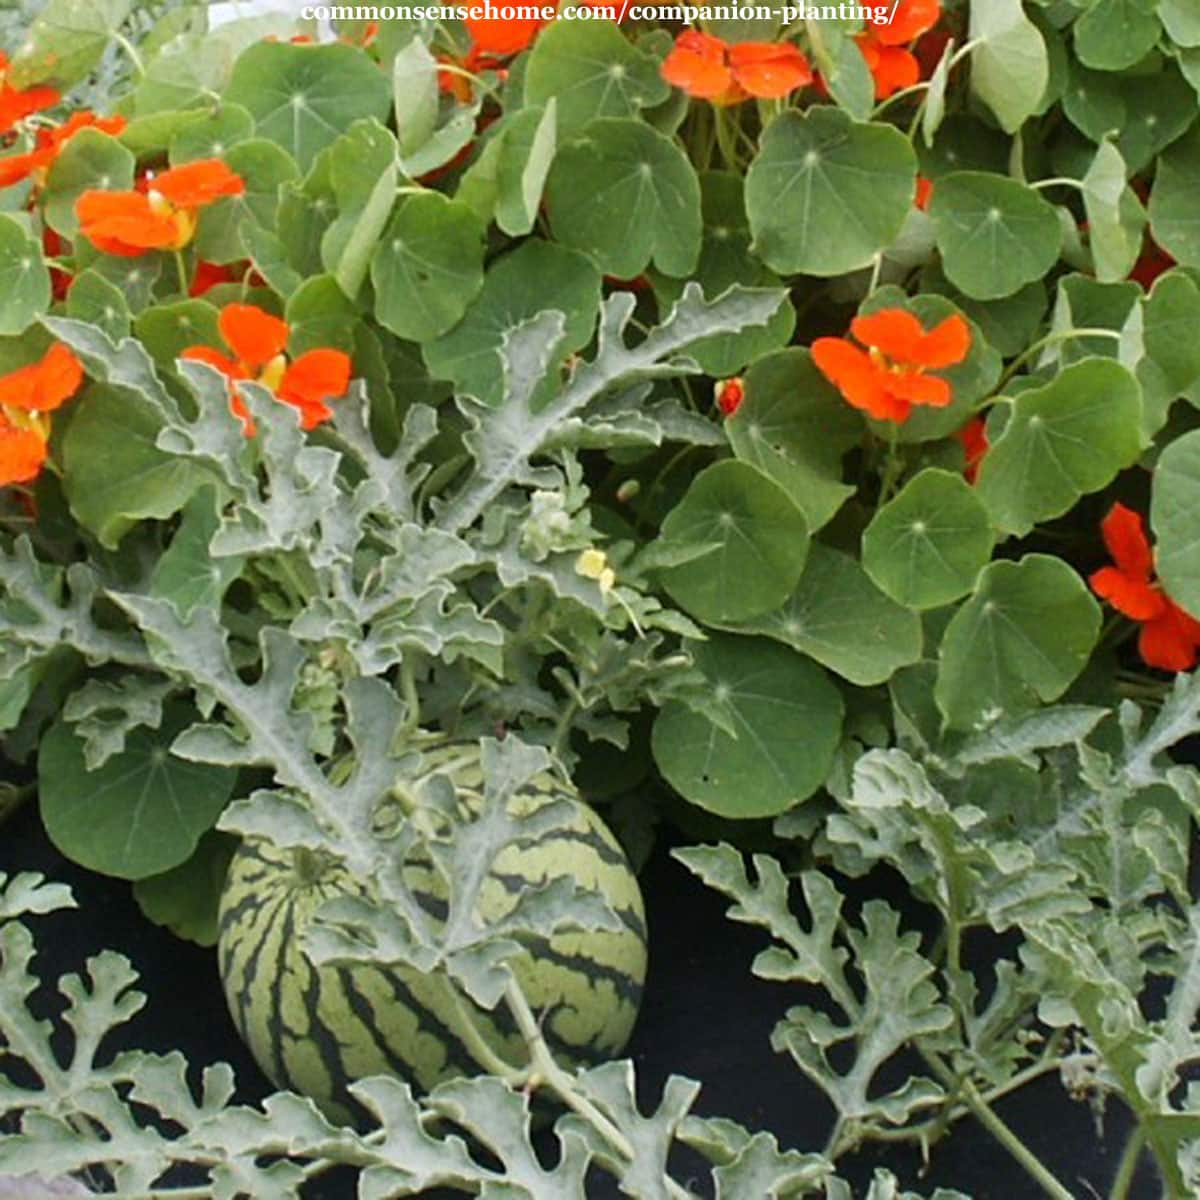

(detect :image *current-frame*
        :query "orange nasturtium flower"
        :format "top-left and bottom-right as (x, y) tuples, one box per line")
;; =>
(715, 377), (744, 417)
(1090, 503), (1200, 673)
(0, 343), (85, 486)
(955, 415), (988, 484)
(464, 13), (546, 57)
(181, 303), (351, 436)
(0, 111), (126, 190)
(811, 308), (970, 423)
(856, 0), (941, 99)
(75, 158), (244, 257)
(661, 31), (812, 104)
(0, 52), (60, 135)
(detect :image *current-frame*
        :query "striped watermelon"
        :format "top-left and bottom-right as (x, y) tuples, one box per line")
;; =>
(216, 741), (647, 1122)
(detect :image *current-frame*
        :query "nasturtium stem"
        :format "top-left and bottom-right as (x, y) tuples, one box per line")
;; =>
(432, 62), (503, 105)
(712, 103), (740, 172)
(867, 252), (884, 296)
(1030, 177), (1086, 192)
(872, 80), (931, 119)
(998, 327), (1124, 388)
(173, 250), (190, 297)
(874, 424), (903, 512)
(112, 32), (145, 80)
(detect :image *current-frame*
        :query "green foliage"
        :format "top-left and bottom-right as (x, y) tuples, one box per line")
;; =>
(653, 459), (810, 625)
(545, 117), (702, 277)
(0, 214), (50, 333)
(2, 2), (1200, 1194)
(651, 633), (843, 818)
(746, 108), (915, 276)
(928, 173), (1062, 301)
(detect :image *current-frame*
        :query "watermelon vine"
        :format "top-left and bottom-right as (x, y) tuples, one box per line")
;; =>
(3, 0), (1200, 1197)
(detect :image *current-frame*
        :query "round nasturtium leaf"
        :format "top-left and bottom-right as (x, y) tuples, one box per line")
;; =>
(727, 542), (923, 687)
(524, 18), (669, 134)
(194, 138), (299, 264)
(726, 347), (859, 532)
(922, 268), (1047, 360)
(62, 385), (209, 549)
(1149, 125), (1200, 269)
(545, 117), (701, 279)
(134, 299), (221, 370)
(1152, 429), (1200, 619)
(968, 0), (1050, 135)
(492, 102), (557, 238)
(935, 555), (1101, 731)
(863, 469), (996, 610)
(318, 118), (398, 299)
(928, 171), (1062, 300)
(65, 269), (130, 343)
(1162, 0), (1200, 44)
(975, 358), (1143, 537)
(423, 239), (601, 410)
(1074, 0), (1162, 72)
(371, 192), (486, 343)
(654, 459), (810, 625)
(42, 127), (135, 238)
(38, 709), (237, 881)
(225, 41), (391, 172)
(1143, 270), (1200, 396)
(0, 213), (50, 334)
(1081, 140), (1145, 284)
(168, 103), (255, 164)
(285, 273), (357, 354)
(651, 171), (795, 380)
(133, 831), (237, 947)
(651, 634), (843, 819)
(745, 107), (916, 277)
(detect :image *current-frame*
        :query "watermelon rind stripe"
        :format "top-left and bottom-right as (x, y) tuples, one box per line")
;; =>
(217, 741), (648, 1119)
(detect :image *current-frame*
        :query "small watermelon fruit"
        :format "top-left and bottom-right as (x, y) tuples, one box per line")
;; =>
(216, 740), (647, 1122)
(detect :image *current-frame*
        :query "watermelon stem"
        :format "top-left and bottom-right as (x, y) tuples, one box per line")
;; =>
(292, 846), (333, 886)
(433, 974), (531, 1086)
(503, 979), (694, 1200)
(397, 657), (421, 736)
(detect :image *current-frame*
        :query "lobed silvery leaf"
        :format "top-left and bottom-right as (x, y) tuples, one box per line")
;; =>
(306, 737), (624, 1008)
(954, 705), (1108, 769)
(0, 872), (74, 920)
(108, 596), (412, 878)
(678, 846), (951, 1131)
(0, 539), (151, 672)
(710, 1130), (831, 1199)
(771, 899), (952, 1128)
(426, 1075), (592, 1197)
(434, 283), (785, 535)
(559, 1061), (700, 1198)
(674, 847), (850, 993)
(61, 673), (175, 770)
(1123, 670), (1200, 788)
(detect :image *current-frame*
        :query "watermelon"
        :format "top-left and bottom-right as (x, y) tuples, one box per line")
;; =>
(216, 740), (647, 1122)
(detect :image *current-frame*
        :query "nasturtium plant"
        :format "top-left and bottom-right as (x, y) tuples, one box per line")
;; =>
(1, 1), (1200, 1197)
